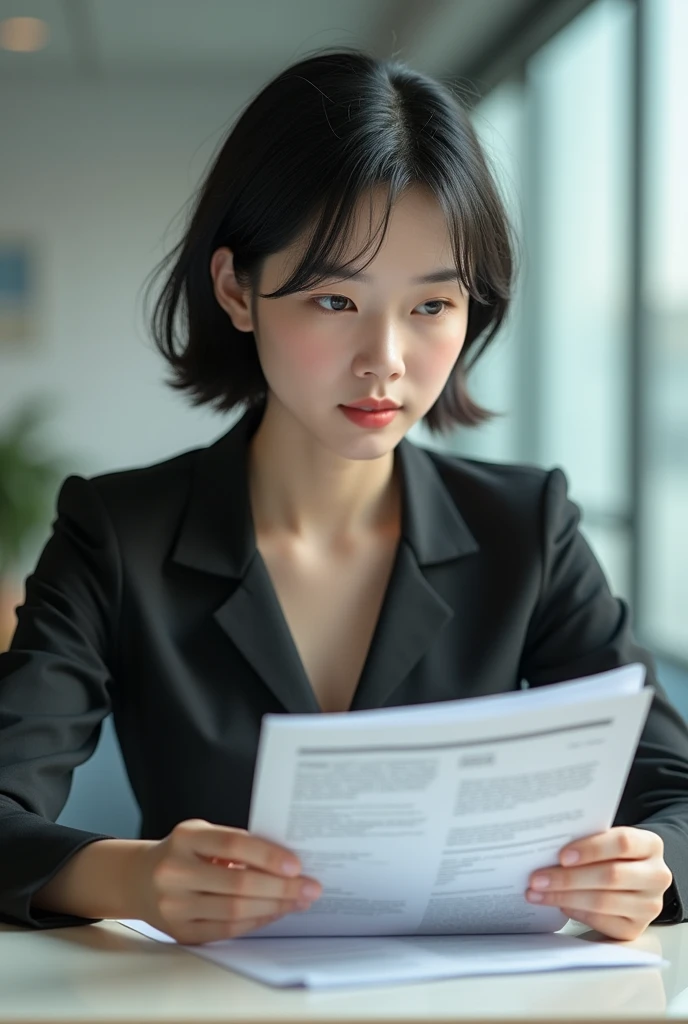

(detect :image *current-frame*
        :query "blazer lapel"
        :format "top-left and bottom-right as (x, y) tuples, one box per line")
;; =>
(171, 401), (319, 714)
(171, 402), (479, 714)
(213, 554), (321, 714)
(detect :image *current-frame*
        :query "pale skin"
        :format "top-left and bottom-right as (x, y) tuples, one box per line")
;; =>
(33, 187), (674, 943)
(525, 827), (673, 940)
(213, 185), (473, 548)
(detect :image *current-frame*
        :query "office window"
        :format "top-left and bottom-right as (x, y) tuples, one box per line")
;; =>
(526, 0), (634, 599)
(641, 0), (688, 660)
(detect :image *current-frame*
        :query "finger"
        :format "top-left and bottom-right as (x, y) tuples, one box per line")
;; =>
(559, 827), (662, 867)
(526, 887), (660, 919)
(529, 860), (650, 894)
(182, 893), (310, 922)
(174, 819), (302, 878)
(195, 862), (322, 903)
(558, 906), (645, 942)
(179, 913), (283, 946)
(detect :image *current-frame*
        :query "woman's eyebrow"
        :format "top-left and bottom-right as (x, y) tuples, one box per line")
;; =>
(319, 267), (460, 285)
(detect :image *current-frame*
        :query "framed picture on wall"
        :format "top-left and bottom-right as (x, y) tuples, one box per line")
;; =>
(0, 240), (36, 345)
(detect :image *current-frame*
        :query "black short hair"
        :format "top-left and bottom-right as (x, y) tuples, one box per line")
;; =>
(146, 47), (517, 435)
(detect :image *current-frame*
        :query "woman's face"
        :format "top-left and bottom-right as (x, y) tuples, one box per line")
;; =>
(217, 187), (470, 461)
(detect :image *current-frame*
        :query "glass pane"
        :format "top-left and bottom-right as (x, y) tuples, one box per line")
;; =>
(579, 521), (632, 603)
(527, 0), (633, 514)
(641, 0), (688, 659)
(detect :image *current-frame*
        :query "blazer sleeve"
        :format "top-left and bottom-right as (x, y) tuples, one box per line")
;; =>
(521, 467), (688, 925)
(0, 474), (121, 929)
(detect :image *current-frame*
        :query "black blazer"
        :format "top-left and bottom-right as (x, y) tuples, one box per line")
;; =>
(2, 401), (688, 930)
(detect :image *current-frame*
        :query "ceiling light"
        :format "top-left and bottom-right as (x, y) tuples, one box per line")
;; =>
(0, 16), (49, 53)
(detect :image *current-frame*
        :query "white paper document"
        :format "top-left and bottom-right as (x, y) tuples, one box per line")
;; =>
(118, 919), (664, 989)
(245, 662), (652, 937)
(117, 664), (661, 988)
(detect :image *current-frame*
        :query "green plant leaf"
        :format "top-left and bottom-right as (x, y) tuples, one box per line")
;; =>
(0, 398), (72, 577)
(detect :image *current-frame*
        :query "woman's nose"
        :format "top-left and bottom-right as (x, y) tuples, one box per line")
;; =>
(354, 322), (405, 379)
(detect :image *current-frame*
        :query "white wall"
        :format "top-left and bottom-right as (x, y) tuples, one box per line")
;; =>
(1, 80), (247, 575)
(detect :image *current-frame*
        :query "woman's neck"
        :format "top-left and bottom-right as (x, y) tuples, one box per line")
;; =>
(246, 399), (401, 549)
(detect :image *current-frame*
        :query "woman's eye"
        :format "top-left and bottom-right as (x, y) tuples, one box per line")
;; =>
(312, 295), (451, 317)
(313, 294), (351, 313)
(418, 300), (449, 317)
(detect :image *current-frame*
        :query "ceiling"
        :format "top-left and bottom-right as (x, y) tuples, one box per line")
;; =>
(0, 0), (565, 90)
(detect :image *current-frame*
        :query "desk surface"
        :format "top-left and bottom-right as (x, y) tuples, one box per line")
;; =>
(3, 919), (688, 1022)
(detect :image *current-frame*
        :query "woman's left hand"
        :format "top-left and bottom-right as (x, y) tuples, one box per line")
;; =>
(526, 826), (674, 940)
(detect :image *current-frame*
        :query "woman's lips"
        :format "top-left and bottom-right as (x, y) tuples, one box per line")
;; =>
(339, 405), (401, 428)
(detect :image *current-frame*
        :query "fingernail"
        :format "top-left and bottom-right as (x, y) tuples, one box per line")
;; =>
(561, 850), (580, 865)
(531, 875), (550, 889)
(527, 890), (544, 902)
(300, 882), (321, 899)
(296, 898), (312, 910)
(282, 861), (300, 876)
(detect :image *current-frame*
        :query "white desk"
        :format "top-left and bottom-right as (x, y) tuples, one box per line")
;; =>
(2, 919), (688, 1022)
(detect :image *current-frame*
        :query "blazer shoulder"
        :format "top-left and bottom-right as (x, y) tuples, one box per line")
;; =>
(416, 448), (575, 560)
(80, 436), (217, 527)
(423, 447), (555, 511)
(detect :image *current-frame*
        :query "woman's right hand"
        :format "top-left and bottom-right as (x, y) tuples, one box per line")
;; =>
(131, 818), (322, 945)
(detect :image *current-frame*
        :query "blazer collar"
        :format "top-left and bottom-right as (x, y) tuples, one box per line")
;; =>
(171, 401), (479, 712)
(172, 399), (478, 579)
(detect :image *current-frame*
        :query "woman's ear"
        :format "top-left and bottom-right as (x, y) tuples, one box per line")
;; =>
(210, 247), (254, 332)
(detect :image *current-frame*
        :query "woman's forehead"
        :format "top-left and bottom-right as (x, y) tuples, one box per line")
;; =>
(266, 188), (454, 282)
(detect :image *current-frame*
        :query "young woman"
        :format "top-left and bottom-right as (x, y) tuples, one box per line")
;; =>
(0, 48), (685, 948)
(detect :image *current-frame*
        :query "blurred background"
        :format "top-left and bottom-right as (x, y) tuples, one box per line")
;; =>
(0, 0), (686, 836)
